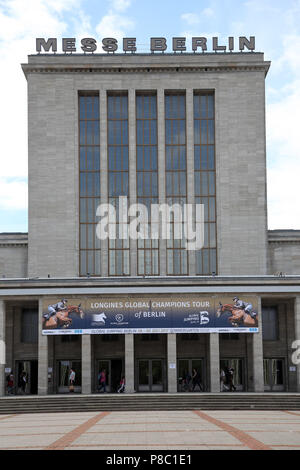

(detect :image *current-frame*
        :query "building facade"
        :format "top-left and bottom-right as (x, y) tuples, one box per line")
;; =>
(1, 50), (300, 395)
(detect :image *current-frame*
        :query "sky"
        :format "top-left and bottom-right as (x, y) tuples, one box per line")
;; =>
(0, 0), (300, 232)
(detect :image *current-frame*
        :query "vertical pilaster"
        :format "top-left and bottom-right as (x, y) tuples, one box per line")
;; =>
(252, 296), (264, 392)
(125, 334), (135, 393)
(38, 298), (48, 395)
(157, 89), (166, 275)
(0, 301), (6, 397)
(129, 88), (137, 276)
(186, 88), (195, 275)
(209, 333), (220, 392)
(82, 335), (92, 394)
(100, 89), (108, 277)
(167, 334), (177, 393)
(294, 296), (300, 392)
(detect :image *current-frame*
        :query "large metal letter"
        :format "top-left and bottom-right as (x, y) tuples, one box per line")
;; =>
(102, 38), (118, 52)
(62, 38), (76, 53)
(150, 37), (167, 52)
(123, 38), (136, 52)
(172, 37), (186, 52)
(192, 37), (207, 52)
(213, 37), (226, 52)
(239, 36), (255, 51)
(36, 38), (57, 53)
(81, 38), (97, 53)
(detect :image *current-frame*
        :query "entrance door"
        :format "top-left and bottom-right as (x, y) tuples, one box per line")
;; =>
(16, 360), (38, 395)
(178, 358), (204, 391)
(96, 359), (123, 393)
(264, 358), (285, 391)
(220, 358), (244, 391)
(57, 360), (82, 393)
(137, 359), (164, 392)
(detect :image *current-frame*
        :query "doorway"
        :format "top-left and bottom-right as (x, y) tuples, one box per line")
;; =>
(96, 359), (123, 393)
(177, 358), (205, 392)
(137, 359), (164, 392)
(220, 358), (245, 391)
(264, 358), (285, 391)
(57, 360), (82, 393)
(16, 360), (38, 395)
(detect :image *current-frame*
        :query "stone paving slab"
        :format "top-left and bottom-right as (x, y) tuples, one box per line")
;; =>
(0, 410), (299, 450)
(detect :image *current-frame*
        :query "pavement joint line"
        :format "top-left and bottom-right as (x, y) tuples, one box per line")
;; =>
(281, 411), (300, 417)
(45, 411), (110, 450)
(193, 410), (272, 451)
(67, 443), (246, 448)
(0, 414), (18, 421)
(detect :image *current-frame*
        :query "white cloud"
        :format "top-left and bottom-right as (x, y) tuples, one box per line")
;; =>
(181, 13), (200, 25)
(96, 14), (134, 42)
(111, 0), (132, 12)
(0, 178), (27, 210)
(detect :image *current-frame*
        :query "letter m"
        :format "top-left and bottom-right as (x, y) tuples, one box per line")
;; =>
(36, 38), (57, 53)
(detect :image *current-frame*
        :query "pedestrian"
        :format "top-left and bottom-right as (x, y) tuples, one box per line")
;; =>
(6, 371), (14, 395)
(228, 367), (236, 392)
(192, 368), (203, 392)
(20, 371), (27, 394)
(98, 368), (107, 393)
(220, 368), (228, 392)
(117, 376), (125, 393)
(69, 368), (75, 392)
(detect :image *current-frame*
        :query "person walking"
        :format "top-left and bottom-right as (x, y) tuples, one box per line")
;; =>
(69, 368), (75, 392)
(6, 371), (14, 395)
(117, 376), (125, 393)
(20, 371), (27, 394)
(228, 367), (236, 392)
(98, 368), (107, 393)
(192, 368), (203, 392)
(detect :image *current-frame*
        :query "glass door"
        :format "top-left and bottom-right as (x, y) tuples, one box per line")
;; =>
(178, 358), (204, 392)
(264, 358), (285, 391)
(220, 358), (244, 391)
(137, 359), (164, 392)
(57, 360), (82, 393)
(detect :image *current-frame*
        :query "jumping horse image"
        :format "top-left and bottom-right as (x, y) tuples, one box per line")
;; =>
(216, 303), (257, 327)
(43, 304), (84, 329)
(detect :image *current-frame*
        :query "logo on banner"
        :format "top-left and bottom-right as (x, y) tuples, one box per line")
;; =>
(116, 314), (124, 323)
(92, 312), (107, 324)
(200, 311), (210, 325)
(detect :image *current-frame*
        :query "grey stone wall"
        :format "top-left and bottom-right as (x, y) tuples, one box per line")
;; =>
(268, 230), (300, 275)
(0, 234), (28, 278)
(23, 53), (270, 277)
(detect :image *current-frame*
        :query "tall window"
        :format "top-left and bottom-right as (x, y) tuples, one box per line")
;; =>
(79, 93), (100, 276)
(262, 307), (279, 340)
(21, 309), (38, 343)
(165, 93), (188, 275)
(136, 93), (159, 275)
(107, 93), (130, 275)
(194, 93), (217, 275)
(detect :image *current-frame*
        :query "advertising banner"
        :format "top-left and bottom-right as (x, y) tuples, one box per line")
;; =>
(42, 295), (259, 335)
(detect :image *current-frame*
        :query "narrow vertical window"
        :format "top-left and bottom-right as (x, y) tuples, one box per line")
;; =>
(107, 93), (130, 276)
(136, 93), (159, 275)
(165, 93), (188, 275)
(194, 93), (217, 274)
(79, 93), (100, 276)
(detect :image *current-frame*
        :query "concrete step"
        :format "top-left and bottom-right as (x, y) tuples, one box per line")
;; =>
(0, 393), (299, 414)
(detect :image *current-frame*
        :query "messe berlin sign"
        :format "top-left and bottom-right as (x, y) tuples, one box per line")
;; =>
(42, 295), (259, 335)
(36, 36), (255, 54)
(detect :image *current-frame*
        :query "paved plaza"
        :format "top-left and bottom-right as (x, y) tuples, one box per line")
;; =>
(0, 410), (299, 450)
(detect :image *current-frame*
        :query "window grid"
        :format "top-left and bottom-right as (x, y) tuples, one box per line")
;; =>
(165, 93), (188, 275)
(194, 93), (217, 275)
(79, 93), (101, 276)
(136, 93), (159, 275)
(107, 93), (130, 276)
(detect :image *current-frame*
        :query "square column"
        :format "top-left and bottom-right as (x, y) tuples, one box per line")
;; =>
(252, 296), (264, 392)
(82, 335), (92, 394)
(186, 89), (195, 275)
(0, 301), (6, 397)
(157, 89), (166, 276)
(38, 298), (48, 395)
(209, 333), (220, 392)
(125, 334), (135, 393)
(128, 88), (137, 276)
(100, 89), (108, 277)
(167, 334), (177, 393)
(294, 296), (300, 392)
